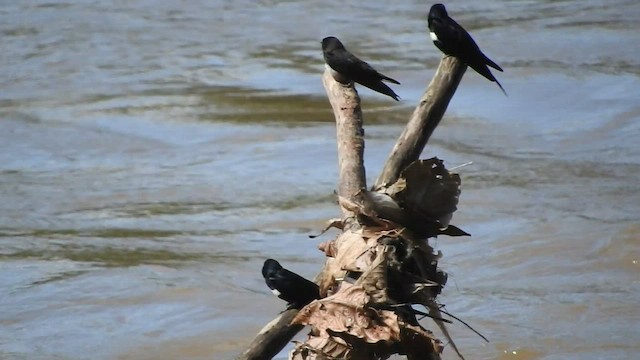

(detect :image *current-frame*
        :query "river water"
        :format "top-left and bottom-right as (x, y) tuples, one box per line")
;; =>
(1, 0), (639, 359)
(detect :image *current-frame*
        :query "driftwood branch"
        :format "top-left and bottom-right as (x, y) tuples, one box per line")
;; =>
(239, 55), (468, 360)
(237, 69), (366, 360)
(322, 68), (367, 218)
(374, 55), (466, 190)
(237, 310), (302, 360)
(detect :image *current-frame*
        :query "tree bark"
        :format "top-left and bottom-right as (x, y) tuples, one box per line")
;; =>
(322, 68), (367, 219)
(374, 55), (466, 190)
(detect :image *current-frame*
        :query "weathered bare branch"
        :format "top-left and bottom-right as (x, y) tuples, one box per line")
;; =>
(237, 69), (367, 360)
(236, 310), (302, 360)
(374, 55), (466, 190)
(322, 68), (367, 218)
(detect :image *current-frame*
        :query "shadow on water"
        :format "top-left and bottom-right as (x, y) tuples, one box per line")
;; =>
(73, 84), (411, 125)
(2, 245), (239, 268)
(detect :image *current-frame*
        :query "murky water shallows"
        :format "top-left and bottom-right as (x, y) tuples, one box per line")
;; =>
(1, 0), (639, 359)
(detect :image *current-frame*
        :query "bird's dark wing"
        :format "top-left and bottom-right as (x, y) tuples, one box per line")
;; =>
(357, 79), (400, 101)
(329, 49), (400, 85)
(271, 269), (317, 299)
(442, 17), (504, 72)
(440, 224), (470, 237)
(467, 61), (506, 95)
(430, 17), (467, 55)
(325, 49), (400, 100)
(377, 72), (400, 85)
(481, 54), (503, 72)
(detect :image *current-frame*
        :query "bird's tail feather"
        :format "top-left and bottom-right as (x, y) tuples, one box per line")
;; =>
(470, 63), (506, 96)
(359, 80), (400, 101)
(484, 55), (503, 72)
(379, 73), (401, 85)
(495, 78), (507, 96)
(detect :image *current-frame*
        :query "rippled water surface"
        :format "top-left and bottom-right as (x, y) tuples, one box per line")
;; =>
(1, 0), (639, 359)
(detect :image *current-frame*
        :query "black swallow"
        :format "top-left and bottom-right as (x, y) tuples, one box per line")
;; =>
(262, 259), (320, 309)
(428, 3), (506, 94)
(321, 36), (400, 101)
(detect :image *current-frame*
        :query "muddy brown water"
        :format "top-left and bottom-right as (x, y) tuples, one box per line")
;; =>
(1, 0), (639, 359)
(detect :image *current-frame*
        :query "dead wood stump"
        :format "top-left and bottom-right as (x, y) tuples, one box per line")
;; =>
(238, 55), (468, 360)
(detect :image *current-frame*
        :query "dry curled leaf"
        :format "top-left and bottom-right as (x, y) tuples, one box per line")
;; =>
(318, 231), (371, 295)
(355, 245), (390, 305)
(310, 218), (344, 239)
(361, 227), (403, 241)
(356, 190), (404, 223)
(290, 336), (351, 360)
(386, 158), (460, 226)
(399, 319), (444, 360)
(373, 158), (471, 238)
(338, 195), (364, 215)
(318, 239), (338, 258)
(292, 284), (400, 344)
(342, 245), (376, 274)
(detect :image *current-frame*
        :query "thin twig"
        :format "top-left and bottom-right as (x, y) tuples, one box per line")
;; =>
(438, 307), (490, 343)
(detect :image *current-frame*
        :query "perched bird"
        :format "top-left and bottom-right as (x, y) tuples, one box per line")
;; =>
(262, 259), (320, 309)
(428, 3), (506, 94)
(321, 36), (401, 101)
